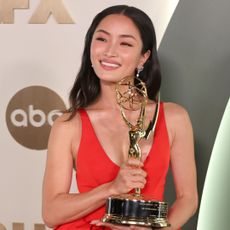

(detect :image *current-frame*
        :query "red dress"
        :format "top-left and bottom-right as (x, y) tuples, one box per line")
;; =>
(55, 103), (171, 229)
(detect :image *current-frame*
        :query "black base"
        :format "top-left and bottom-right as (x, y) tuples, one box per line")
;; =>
(102, 194), (170, 228)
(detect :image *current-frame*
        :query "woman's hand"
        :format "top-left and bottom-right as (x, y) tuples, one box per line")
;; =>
(91, 220), (152, 229)
(108, 157), (147, 195)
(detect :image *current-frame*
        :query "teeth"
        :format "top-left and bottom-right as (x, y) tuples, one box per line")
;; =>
(101, 61), (120, 68)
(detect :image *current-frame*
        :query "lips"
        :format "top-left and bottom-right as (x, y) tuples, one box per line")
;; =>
(100, 60), (121, 69)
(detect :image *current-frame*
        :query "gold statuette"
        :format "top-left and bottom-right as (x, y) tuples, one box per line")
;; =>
(102, 76), (170, 228)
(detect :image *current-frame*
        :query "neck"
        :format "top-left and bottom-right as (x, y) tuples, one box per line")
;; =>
(96, 80), (120, 110)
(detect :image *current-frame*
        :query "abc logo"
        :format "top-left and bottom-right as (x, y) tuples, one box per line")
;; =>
(6, 86), (66, 150)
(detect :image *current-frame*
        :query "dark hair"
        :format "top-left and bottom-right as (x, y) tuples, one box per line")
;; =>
(68, 5), (161, 117)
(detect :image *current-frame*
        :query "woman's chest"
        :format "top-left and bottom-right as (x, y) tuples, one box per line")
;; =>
(89, 117), (154, 164)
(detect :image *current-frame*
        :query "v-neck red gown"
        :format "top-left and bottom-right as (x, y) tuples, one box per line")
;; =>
(55, 103), (173, 230)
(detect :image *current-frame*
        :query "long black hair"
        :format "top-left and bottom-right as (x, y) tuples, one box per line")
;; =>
(68, 5), (161, 117)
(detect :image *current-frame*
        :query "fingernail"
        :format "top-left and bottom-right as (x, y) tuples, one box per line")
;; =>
(90, 220), (97, 224)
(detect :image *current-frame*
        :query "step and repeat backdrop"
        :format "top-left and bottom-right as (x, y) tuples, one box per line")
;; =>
(1, 0), (230, 230)
(0, 0), (179, 229)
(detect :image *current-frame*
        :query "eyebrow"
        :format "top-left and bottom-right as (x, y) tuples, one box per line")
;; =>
(95, 29), (137, 40)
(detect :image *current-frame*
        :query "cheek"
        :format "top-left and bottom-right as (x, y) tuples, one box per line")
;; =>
(90, 41), (96, 52)
(122, 49), (142, 63)
(90, 43), (104, 64)
(123, 54), (142, 70)
(90, 46), (98, 66)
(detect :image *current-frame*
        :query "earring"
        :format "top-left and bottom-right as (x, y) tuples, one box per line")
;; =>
(136, 66), (144, 77)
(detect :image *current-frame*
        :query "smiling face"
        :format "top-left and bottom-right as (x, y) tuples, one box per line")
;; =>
(90, 14), (150, 83)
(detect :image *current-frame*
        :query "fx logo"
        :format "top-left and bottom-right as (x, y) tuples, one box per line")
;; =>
(0, 0), (75, 24)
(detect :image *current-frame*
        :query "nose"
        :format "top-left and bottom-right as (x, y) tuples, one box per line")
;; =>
(104, 41), (118, 57)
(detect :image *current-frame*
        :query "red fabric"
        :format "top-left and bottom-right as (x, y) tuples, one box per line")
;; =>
(55, 103), (171, 229)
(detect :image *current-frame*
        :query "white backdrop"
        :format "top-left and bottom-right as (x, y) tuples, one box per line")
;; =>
(0, 0), (179, 229)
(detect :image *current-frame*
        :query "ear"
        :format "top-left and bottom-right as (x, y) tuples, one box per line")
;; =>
(138, 50), (151, 68)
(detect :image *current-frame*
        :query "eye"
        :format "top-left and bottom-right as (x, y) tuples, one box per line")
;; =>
(95, 37), (107, 42)
(120, 42), (133, 47)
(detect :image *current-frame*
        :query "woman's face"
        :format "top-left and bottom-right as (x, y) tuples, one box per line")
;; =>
(90, 14), (150, 83)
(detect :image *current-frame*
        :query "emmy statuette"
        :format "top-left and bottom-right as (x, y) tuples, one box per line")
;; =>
(102, 76), (170, 228)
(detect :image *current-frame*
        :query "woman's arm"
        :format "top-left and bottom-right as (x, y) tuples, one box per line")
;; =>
(42, 113), (111, 227)
(163, 103), (198, 230)
(42, 113), (147, 228)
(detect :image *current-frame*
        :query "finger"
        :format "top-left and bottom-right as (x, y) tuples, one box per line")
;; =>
(127, 158), (143, 168)
(90, 220), (100, 225)
(91, 221), (130, 229)
(130, 226), (152, 230)
(131, 176), (147, 184)
(131, 181), (146, 189)
(130, 168), (147, 177)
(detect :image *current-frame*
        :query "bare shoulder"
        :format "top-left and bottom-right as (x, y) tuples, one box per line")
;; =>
(52, 112), (81, 132)
(163, 102), (193, 145)
(48, 111), (82, 149)
(163, 102), (191, 123)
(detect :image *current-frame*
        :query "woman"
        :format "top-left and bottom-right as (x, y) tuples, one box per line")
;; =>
(42, 5), (198, 230)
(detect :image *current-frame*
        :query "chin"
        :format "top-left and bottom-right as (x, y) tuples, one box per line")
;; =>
(98, 74), (124, 83)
